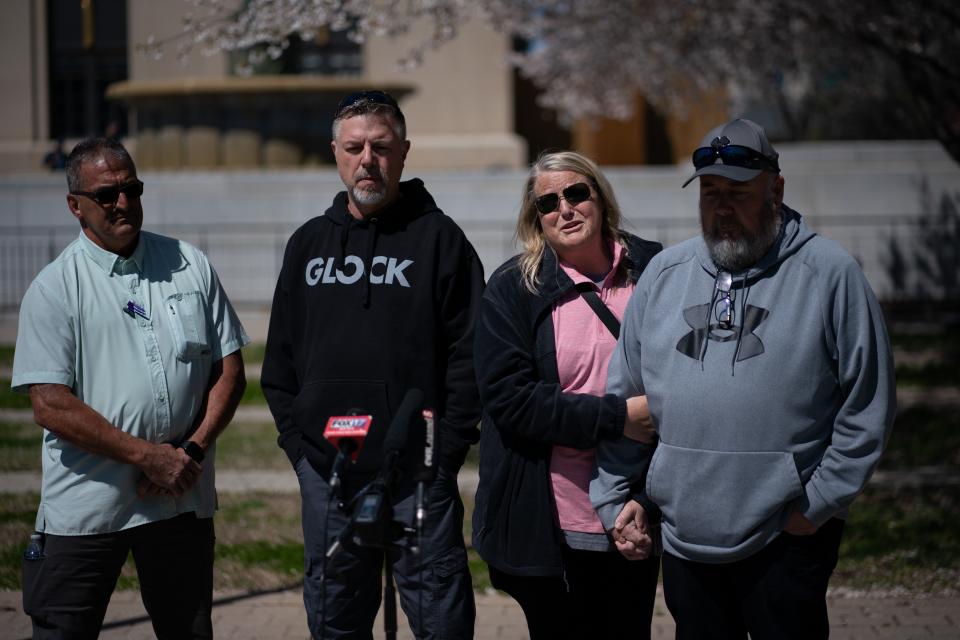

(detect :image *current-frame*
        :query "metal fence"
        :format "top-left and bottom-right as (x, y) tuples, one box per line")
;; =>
(1, 211), (951, 310)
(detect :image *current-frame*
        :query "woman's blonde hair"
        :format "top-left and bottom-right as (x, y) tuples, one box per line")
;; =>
(515, 150), (625, 293)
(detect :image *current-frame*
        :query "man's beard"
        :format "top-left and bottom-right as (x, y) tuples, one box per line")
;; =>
(703, 198), (782, 272)
(350, 168), (389, 206)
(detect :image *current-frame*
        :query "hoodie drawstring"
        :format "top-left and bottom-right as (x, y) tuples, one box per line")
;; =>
(338, 214), (379, 309)
(731, 274), (750, 375)
(362, 217), (379, 308)
(700, 281), (721, 369)
(339, 217), (350, 265)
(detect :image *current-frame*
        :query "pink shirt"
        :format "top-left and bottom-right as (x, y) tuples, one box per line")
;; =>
(550, 242), (635, 533)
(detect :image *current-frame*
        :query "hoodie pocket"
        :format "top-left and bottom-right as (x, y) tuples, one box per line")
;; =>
(291, 379), (390, 473)
(647, 441), (803, 550)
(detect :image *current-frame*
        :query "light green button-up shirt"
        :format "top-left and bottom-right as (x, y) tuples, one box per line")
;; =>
(12, 231), (250, 535)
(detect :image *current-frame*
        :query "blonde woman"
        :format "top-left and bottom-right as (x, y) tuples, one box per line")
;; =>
(473, 151), (662, 638)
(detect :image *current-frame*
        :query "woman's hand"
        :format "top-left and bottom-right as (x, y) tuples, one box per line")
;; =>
(612, 499), (652, 560)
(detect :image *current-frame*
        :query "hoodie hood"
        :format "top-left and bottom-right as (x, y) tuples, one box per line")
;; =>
(324, 178), (441, 307)
(695, 204), (814, 282)
(324, 178), (441, 229)
(690, 204), (816, 371)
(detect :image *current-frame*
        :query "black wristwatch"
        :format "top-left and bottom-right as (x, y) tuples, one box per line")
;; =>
(180, 441), (205, 463)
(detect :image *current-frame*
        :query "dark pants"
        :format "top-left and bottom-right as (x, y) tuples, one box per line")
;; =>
(296, 456), (476, 640)
(489, 546), (660, 640)
(662, 518), (845, 640)
(21, 512), (215, 640)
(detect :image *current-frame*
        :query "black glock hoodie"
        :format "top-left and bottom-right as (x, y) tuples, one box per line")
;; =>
(261, 179), (485, 495)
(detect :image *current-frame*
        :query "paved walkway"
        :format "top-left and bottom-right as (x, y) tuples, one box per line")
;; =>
(2, 587), (958, 638)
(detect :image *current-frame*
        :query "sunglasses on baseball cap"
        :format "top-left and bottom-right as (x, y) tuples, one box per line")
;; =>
(71, 179), (144, 207)
(682, 119), (780, 188)
(692, 138), (780, 173)
(534, 182), (592, 215)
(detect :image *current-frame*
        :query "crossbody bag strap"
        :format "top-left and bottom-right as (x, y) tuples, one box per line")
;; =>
(573, 282), (620, 339)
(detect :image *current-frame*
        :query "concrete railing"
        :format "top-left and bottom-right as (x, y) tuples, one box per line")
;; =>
(2, 140), (958, 309)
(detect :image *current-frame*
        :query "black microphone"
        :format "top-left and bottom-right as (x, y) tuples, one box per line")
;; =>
(382, 388), (424, 455)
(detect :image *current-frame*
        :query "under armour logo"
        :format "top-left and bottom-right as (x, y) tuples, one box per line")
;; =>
(676, 303), (769, 362)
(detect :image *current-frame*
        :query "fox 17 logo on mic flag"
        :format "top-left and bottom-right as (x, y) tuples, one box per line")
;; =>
(324, 415), (373, 461)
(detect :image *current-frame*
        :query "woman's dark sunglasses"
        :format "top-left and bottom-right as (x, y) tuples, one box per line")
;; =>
(535, 182), (592, 215)
(71, 179), (144, 207)
(692, 144), (780, 173)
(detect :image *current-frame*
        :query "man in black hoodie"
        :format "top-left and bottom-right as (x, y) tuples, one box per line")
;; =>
(261, 91), (484, 638)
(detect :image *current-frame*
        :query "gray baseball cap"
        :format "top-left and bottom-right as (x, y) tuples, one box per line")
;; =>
(682, 118), (780, 188)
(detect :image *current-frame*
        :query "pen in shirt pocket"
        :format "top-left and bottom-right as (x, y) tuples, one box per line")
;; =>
(125, 300), (149, 320)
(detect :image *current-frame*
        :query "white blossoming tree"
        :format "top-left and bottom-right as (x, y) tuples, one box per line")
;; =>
(145, 0), (960, 162)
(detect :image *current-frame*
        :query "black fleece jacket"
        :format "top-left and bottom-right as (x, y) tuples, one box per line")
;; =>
(261, 179), (484, 495)
(472, 232), (661, 577)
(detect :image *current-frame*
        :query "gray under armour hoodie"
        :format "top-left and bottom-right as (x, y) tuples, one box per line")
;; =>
(590, 205), (896, 564)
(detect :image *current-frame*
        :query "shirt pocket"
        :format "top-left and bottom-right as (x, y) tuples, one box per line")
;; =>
(164, 291), (211, 361)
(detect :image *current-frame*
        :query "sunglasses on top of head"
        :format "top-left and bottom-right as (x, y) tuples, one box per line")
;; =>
(334, 90), (403, 121)
(71, 179), (144, 208)
(692, 136), (780, 173)
(535, 182), (592, 215)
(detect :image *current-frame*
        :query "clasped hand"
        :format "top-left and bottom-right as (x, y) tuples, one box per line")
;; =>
(137, 442), (203, 498)
(611, 499), (653, 561)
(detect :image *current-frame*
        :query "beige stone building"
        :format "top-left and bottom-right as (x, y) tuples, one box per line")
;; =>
(0, 0), (730, 174)
(1, 0), (528, 173)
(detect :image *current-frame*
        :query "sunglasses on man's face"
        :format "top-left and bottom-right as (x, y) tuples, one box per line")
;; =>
(692, 140), (780, 173)
(534, 182), (592, 215)
(72, 179), (144, 208)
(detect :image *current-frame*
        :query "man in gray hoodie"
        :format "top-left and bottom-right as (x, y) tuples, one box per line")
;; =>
(591, 118), (896, 639)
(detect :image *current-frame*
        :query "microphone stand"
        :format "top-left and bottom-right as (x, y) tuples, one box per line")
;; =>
(383, 553), (398, 640)
(326, 450), (406, 640)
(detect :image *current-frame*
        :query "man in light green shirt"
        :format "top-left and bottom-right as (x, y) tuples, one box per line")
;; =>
(12, 138), (249, 639)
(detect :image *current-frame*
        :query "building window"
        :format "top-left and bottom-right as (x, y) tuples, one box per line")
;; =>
(233, 28), (363, 77)
(47, 0), (128, 139)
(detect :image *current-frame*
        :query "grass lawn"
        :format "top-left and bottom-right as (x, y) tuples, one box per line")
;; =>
(242, 343), (266, 365)
(216, 422), (290, 470)
(836, 485), (960, 593)
(0, 493), (36, 589)
(0, 380), (32, 410)
(0, 423), (42, 471)
(239, 378), (268, 405)
(882, 405), (960, 469)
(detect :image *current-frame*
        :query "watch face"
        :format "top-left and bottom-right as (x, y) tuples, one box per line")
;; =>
(183, 442), (204, 463)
